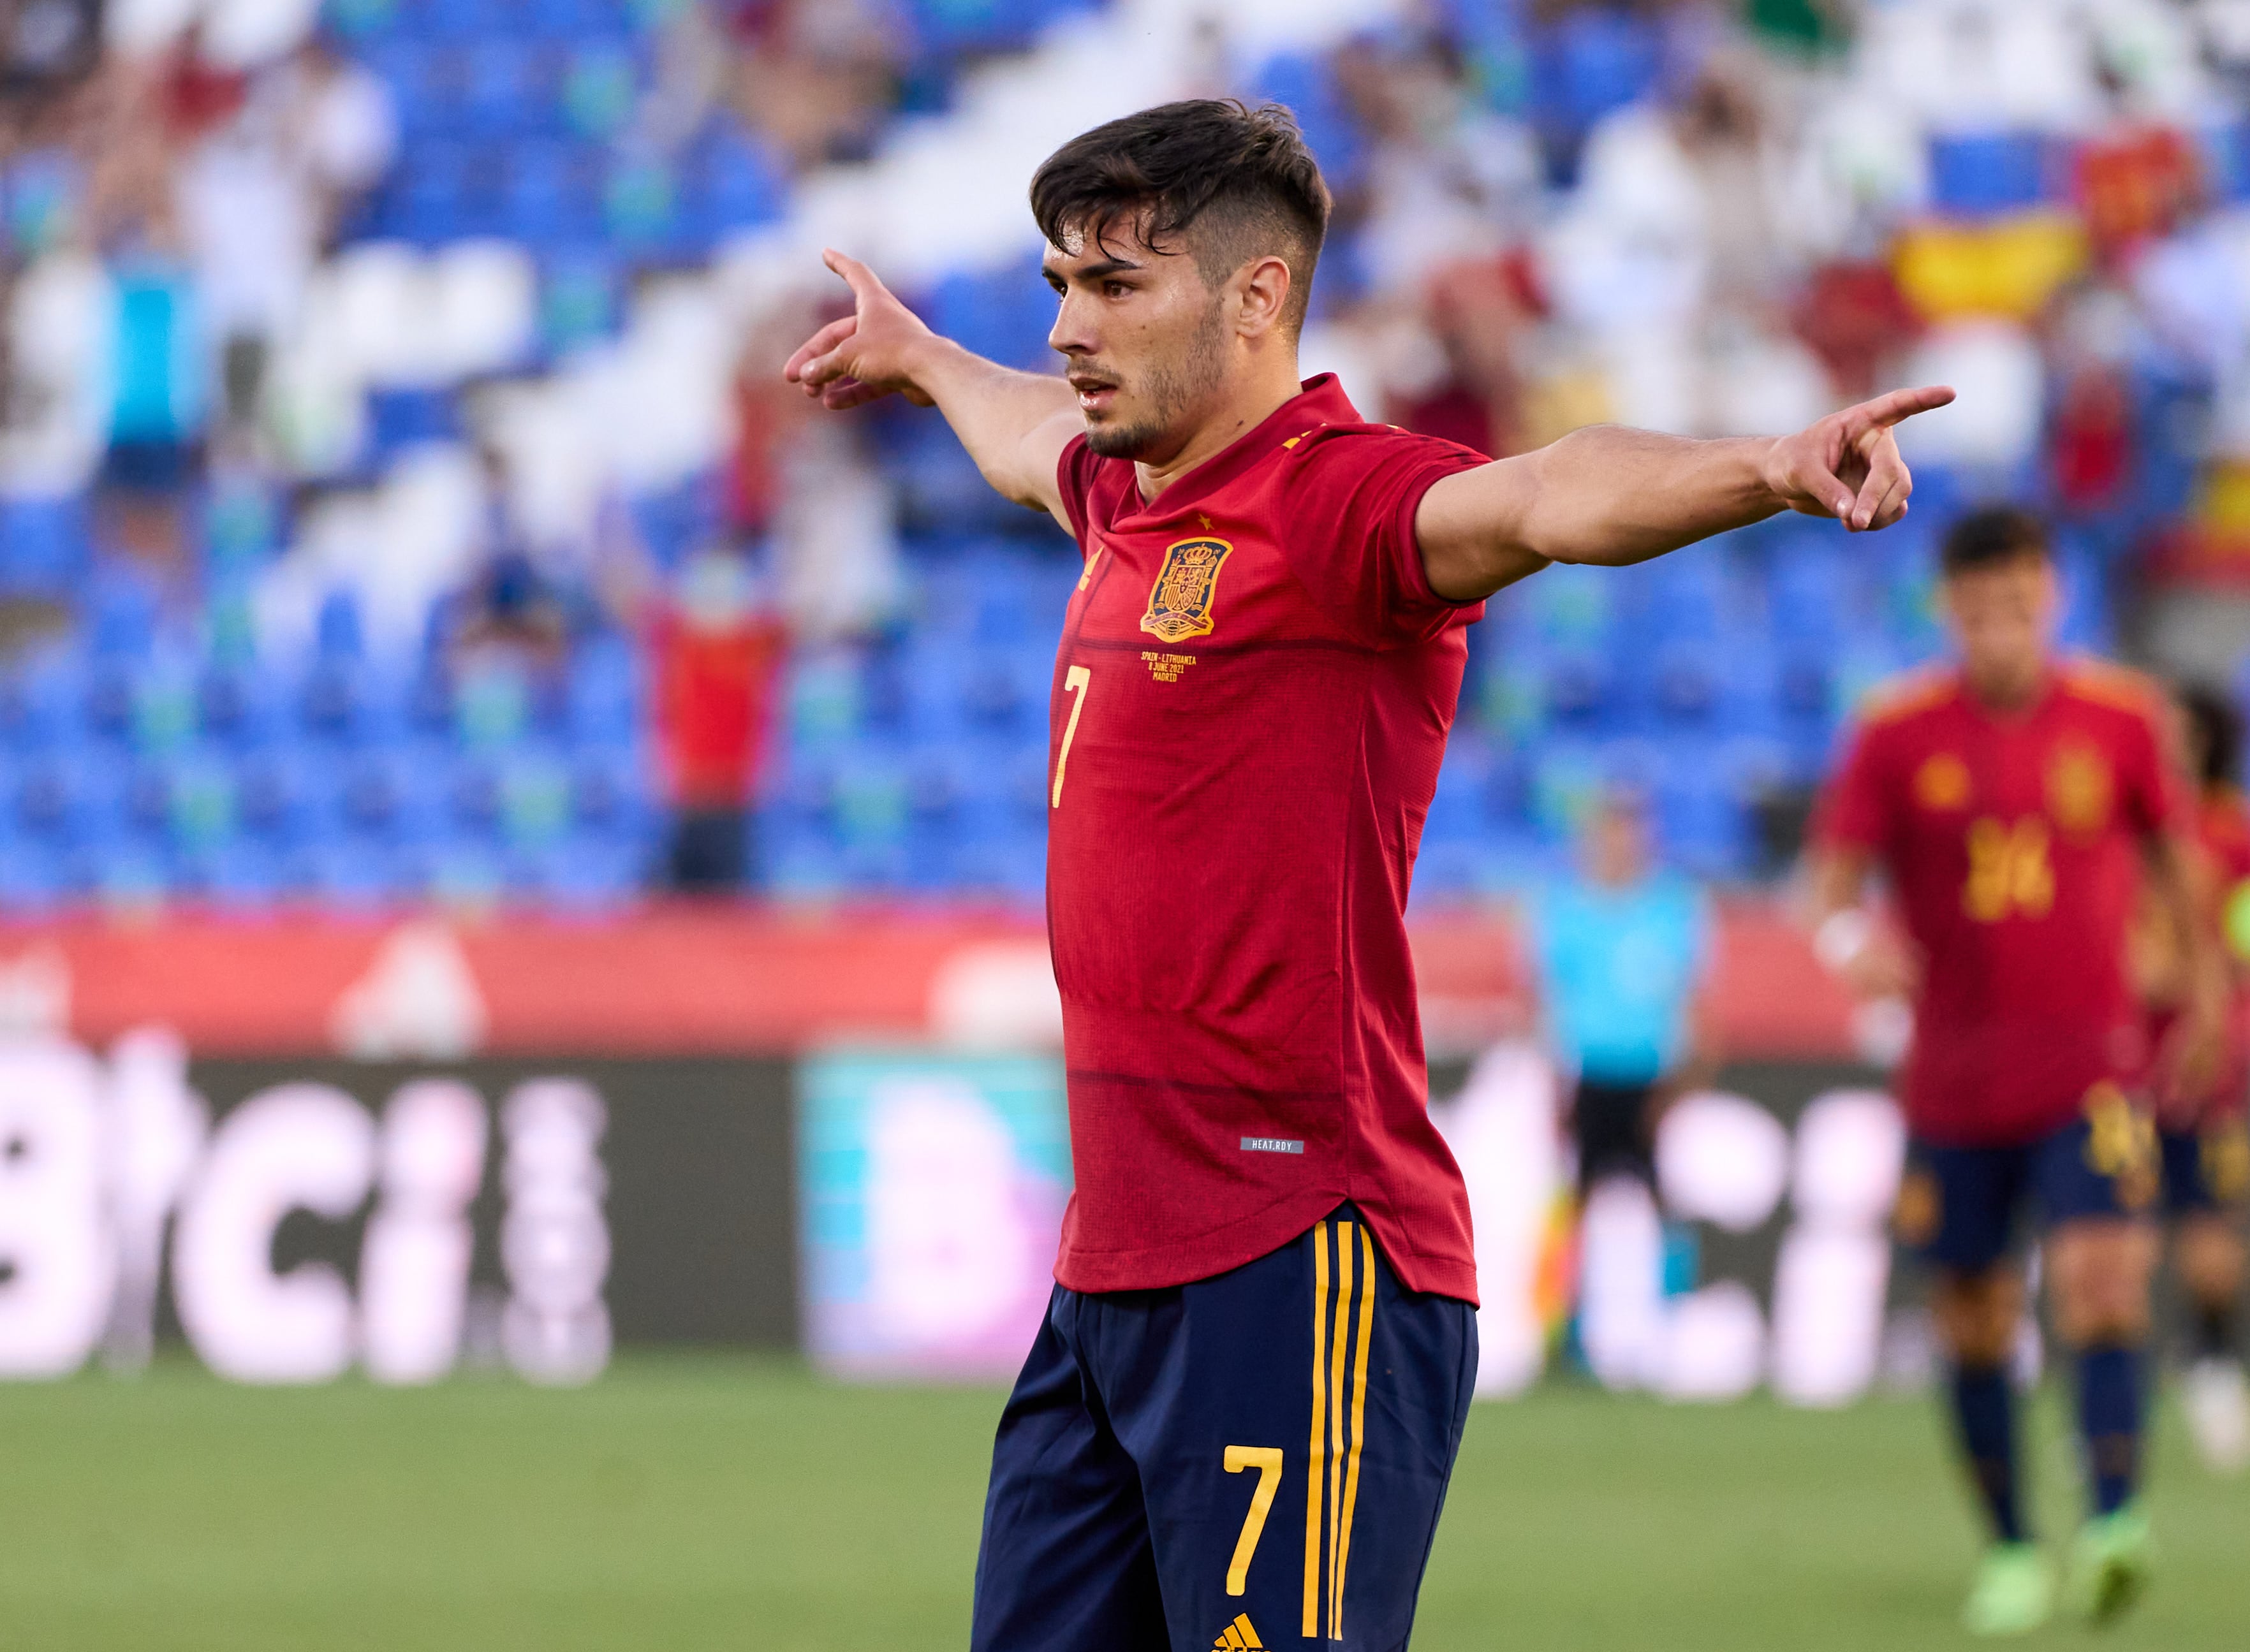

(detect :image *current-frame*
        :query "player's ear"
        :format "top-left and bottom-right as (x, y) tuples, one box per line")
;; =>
(1232, 254), (1292, 339)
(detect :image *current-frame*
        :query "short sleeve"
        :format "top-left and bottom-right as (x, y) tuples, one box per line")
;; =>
(1055, 436), (1104, 552)
(1276, 427), (1489, 645)
(2115, 705), (2189, 838)
(1814, 720), (1894, 854)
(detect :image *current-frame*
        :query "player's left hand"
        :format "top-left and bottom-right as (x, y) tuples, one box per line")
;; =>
(1763, 384), (1957, 533)
(2155, 975), (2228, 1121)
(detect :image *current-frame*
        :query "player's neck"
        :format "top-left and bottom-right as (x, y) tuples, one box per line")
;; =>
(1962, 657), (2050, 715)
(1133, 355), (1305, 504)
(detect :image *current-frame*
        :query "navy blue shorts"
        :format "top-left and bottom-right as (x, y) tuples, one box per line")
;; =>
(2162, 1118), (2250, 1216)
(971, 1208), (1478, 1652)
(1895, 1092), (2161, 1275)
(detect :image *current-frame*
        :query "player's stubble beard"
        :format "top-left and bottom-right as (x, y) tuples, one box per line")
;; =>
(1082, 296), (1230, 462)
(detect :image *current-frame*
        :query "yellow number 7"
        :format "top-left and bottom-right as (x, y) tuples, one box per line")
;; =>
(1223, 1445), (1284, 1597)
(1051, 665), (1091, 808)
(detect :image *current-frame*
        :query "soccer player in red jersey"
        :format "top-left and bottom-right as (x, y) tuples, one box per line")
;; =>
(786, 100), (1949, 1650)
(1810, 507), (2223, 1635)
(2133, 685), (2250, 1472)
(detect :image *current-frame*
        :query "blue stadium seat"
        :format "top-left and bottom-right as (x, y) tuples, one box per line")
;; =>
(1928, 132), (2054, 217)
(1249, 52), (1362, 187)
(501, 141), (605, 245)
(679, 123), (788, 238)
(0, 648), (85, 750)
(0, 497), (90, 595)
(560, 41), (640, 140)
(186, 842), (283, 910)
(0, 835), (67, 910)
(396, 141), (482, 242)
(459, 40), (548, 138)
(925, 257), (1055, 373)
(367, 389), (464, 458)
(537, 249), (622, 351)
(1527, 6), (1662, 181)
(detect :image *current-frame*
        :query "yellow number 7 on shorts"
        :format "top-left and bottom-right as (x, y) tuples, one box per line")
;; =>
(1223, 1445), (1284, 1597)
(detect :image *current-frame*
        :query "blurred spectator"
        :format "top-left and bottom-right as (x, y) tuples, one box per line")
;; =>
(0, 0), (100, 117)
(612, 536), (788, 895)
(771, 419), (900, 641)
(1526, 789), (1715, 1204)
(722, 0), (904, 172)
(270, 34), (397, 244)
(177, 35), (393, 448)
(443, 444), (573, 675)
(96, 233), (203, 575)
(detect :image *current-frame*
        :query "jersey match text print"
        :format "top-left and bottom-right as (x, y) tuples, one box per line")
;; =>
(1052, 665), (1091, 808)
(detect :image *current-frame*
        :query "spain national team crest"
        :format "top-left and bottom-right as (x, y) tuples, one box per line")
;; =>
(2047, 742), (2113, 837)
(1141, 537), (1234, 643)
(1913, 752), (1972, 812)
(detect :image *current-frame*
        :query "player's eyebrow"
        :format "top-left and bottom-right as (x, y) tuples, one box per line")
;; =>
(1046, 256), (1144, 287)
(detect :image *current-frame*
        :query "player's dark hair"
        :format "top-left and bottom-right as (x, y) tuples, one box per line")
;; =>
(1029, 99), (1331, 333)
(1939, 506), (2050, 574)
(2179, 682), (2244, 789)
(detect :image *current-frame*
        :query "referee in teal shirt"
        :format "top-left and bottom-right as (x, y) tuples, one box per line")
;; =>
(1526, 790), (1715, 1198)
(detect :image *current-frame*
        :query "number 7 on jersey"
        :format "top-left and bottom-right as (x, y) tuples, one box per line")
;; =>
(1052, 665), (1091, 808)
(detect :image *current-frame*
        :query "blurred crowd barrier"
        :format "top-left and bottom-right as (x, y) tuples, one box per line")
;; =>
(0, 904), (1926, 1399)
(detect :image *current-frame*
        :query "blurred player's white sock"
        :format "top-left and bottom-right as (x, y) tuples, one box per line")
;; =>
(2182, 1358), (2250, 1475)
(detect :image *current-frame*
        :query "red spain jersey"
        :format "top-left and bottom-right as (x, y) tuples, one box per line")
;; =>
(1818, 661), (2186, 1146)
(2191, 787), (2250, 1122)
(1045, 374), (1485, 1301)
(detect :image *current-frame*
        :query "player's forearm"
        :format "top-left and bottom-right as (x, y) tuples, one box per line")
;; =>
(1518, 427), (1784, 568)
(2154, 836), (2227, 1015)
(904, 335), (1078, 510)
(1419, 427), (1788, 601)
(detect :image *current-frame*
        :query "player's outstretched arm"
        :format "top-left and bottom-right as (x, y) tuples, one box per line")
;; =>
(784, 249), (1082, 531)
(1805, 844), (1922, 1001)
(1415, 384), (1957, 603)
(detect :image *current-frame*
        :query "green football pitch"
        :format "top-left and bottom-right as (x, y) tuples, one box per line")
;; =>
(3, 1357), (2245, 1651)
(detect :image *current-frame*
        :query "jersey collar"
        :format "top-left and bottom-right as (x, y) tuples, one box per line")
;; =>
(1119, 374), (1360, 522)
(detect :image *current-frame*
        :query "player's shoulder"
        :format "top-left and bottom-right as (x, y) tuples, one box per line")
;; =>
(1279, 408), (1488, 471)
(1851, 665), (1962, 733)
(2056, 655), (2164, 715)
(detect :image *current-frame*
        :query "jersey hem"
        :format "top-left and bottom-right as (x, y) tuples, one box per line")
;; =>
(1054, 1188), (1479, 1304)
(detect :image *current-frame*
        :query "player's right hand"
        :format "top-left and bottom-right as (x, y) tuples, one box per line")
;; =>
(1842, 932), (1923, 1001)
(783, 249), (939, 411)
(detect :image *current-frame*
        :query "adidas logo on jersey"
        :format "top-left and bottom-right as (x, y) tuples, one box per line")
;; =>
(1212, 1611), (1264, 1649)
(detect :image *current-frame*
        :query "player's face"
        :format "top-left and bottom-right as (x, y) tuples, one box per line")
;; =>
(1584, 801), (1649, 888)
(1942, 555), (2057, 702)
(1044, 217), (1230, 464)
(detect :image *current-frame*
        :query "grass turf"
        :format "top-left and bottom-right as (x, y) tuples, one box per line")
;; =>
(2, 1357), (2244, 1650)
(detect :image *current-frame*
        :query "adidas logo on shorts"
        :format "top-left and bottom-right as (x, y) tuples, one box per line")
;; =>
(1212, 1611), (1265, 1649)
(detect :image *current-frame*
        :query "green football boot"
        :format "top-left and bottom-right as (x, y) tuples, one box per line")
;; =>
(2068, 1504), (2152, 1625)
(1962, 1542), (2055, 1637)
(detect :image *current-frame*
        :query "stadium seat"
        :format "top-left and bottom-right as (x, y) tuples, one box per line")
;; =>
(0, 497), (91, 596)
(1928, 132), (2055, 217)
(501, 142), (604, 245)
(677, 124), (788, 238)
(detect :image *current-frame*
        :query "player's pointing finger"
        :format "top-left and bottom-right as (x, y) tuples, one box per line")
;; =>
(1851, 384), (1956, 432)
(822, 248), (886, 307)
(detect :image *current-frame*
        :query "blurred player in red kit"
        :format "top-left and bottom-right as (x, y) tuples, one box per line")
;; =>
(2129, 683), (2250, 1473)
(786, 99), (1948, 1650)
(1811, 507), (2222, 1636)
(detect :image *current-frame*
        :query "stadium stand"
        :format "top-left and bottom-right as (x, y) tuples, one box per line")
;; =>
(0, 0), (2244, 912)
